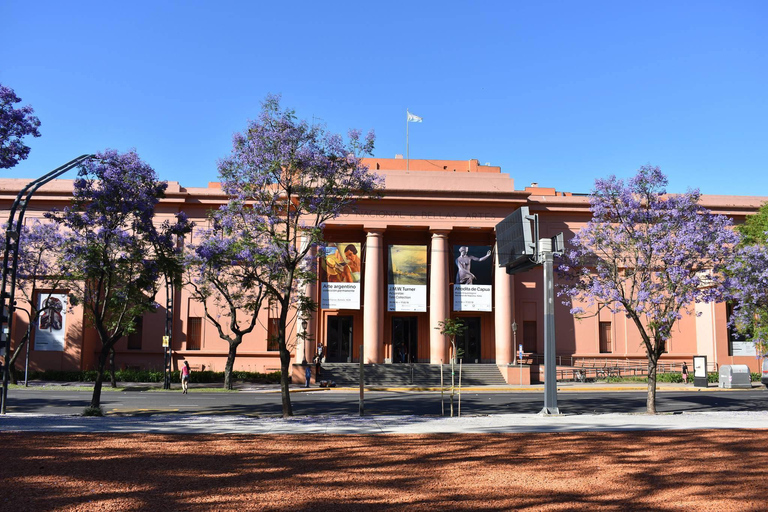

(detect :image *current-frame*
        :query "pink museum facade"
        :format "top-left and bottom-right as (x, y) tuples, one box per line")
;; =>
(2, 157), (765, 381)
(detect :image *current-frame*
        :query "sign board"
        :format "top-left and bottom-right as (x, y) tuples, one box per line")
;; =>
(34, 294), (67, 352)
(495, 207), (538, 274)
(320, 243), (362, 310)
(693, 355), (708, 387)
(731, 341), (757, 357)
(162, 336), (170, 348)
(453, 245), (493, 311)
(387, 245), (427, 312)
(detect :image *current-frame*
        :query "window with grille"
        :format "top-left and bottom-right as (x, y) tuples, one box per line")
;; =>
(599, 321), (612, 353)
(187, 317), (202, 350)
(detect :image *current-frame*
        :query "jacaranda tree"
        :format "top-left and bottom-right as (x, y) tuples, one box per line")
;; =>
(0, 221), (69, 383)
(47, 150), (192, 412)
(0, 83), (41, 169)
(217, 94), (380, 417)
(728, 203), (768, 354)
(184, 204), (271, 390)
(558, 166), (738, 413)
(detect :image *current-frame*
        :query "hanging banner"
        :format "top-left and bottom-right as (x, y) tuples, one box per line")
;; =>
(453, 245), (493, 311)
(320, 243), (361, 309)
(388, 245), (427, 312)
(34, 293), (68, 351)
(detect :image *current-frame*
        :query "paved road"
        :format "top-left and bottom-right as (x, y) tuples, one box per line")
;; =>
(5, 385), (768, 417)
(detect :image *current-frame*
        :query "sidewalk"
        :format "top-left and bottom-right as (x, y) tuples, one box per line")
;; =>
(2, 410), (767, 435)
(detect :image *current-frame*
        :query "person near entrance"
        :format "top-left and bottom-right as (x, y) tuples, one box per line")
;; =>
(456, 246), (491, 285)
(315, 342), (324, 380)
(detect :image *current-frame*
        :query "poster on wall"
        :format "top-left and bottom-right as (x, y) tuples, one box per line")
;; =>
(388, 245), (427, 312)
(34, 293), (68, 351)
(453, 245), (493, 311)
(320, 243), (362, 309)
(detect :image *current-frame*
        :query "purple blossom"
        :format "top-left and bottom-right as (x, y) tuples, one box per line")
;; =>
(558, 166), (739, 412)
(0, 83), (41, 169)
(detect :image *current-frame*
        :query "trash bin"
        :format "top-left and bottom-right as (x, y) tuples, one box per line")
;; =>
(718, 365), (752, 389)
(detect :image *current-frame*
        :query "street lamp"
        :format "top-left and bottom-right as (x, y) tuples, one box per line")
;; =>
(511, 321), (518, 365)
(301, 317), (309, 365)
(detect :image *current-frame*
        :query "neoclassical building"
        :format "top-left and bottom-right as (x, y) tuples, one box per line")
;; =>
(1, 157), (765, 381)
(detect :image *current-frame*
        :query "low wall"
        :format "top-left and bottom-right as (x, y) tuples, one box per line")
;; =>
(500, 364), (533, 385)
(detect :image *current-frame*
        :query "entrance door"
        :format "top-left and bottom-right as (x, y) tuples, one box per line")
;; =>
(326, 316), (353, 362)
(392, 316), (418, 363)
(455, 317), (481, 363)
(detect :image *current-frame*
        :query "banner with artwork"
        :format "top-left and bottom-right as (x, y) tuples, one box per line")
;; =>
(34, 293), (68, 351)
(453, 245), (493, 312)
(388, 245), (427, 312)
(320, 243), (361, 309)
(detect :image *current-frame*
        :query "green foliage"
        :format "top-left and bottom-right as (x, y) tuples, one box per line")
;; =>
(27, 369), (281, 384)
(436, 318), (467, 338)
(736, 201), (768, 246)
(82, 405), (104, 416)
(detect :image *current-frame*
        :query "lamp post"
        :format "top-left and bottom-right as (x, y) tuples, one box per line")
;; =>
(512, 321), (518, 365)
(301, 318), (309, 365)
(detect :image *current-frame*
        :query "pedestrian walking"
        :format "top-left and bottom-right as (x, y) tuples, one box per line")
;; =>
(681, 361), (689, 384)
(181, 361), (191, 394)
(304, 362), (311, 388)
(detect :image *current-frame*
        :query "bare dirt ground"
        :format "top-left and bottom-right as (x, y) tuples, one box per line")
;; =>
(1, 430), (766, 511)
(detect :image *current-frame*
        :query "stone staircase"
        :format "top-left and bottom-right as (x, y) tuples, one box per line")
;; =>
(317, 363), (507, 387)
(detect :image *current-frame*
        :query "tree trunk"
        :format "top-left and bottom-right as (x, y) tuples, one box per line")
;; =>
(109, 348), (117, 388)
(223, 339), (241, 390)
(280, 347), (293, 418)
(7, 334), (28, 385)
(90, 347), (110, 409)
(646, 357), (658, 414)
(278, 301), (293, 418)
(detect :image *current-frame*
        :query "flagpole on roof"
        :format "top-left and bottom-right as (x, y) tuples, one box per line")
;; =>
(406, 109), (422, 171)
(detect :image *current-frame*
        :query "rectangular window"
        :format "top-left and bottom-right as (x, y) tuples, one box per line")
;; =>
(599, 321), (612, 353)
(187, 317), (202, 350)
(522, 320), (537, 353)
(127, 317), (143, 350)
(267, 301), (279, 351)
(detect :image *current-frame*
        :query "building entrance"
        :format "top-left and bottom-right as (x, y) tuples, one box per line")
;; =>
(392, 316), (418, 363)
(455, 317), (481, 363)
(326, 316), (353, 362)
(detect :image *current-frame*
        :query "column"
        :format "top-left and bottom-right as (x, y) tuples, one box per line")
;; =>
(494, 243), (514, 365)
(429, 230), (450, 364)
(363, 229), (384, 363)
(296, 236), (317, 364)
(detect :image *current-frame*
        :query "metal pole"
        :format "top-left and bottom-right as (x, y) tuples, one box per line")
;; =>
(24, 323), (31, 386)
(359, 344), (364, 416)
(163, 275), (173, 390)
(406, 109), (410, 171)
(458, 358), (462, 417)
(440, 359), (444, 416)
(541, 248), (559, 414)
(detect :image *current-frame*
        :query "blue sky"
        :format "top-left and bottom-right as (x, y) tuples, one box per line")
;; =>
(2, 1), (766, 196)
